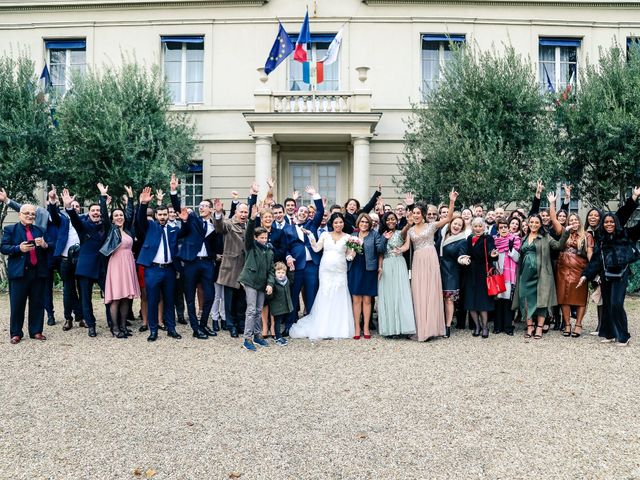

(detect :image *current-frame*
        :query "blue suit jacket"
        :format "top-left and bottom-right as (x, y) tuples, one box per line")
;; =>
(170, 194), (217, 262)
(135, 202), (189, 267)
(66, 196), (108, 280)
(284, 197), (324, 269)
(1, 223), (49, 279)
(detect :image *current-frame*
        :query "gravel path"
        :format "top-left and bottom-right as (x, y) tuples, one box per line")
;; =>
(1, 293), (639, 479)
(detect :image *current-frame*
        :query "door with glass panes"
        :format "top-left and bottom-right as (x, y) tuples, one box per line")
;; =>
(289, 162), (340, 207)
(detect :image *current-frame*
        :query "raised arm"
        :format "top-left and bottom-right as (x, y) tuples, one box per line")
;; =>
(529, 179), (543, 216)
(306, 185), (324, 231)
(97, 183), (110, 228)
(615, 186), (640, 228)
(61, 189), (85, 235)
(245, 208), (258, 251)
(561, 184), (571, 212)
(302, 228), (325, 253)
(360, 180), (382, 214)
(434, 189), (458, 229)
(136, 187), (154, 239)
(547, 192), (563, 236)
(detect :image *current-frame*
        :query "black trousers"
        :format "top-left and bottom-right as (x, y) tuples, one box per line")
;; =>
(174, 271), (185, 321)
(224, 285), (246, 331)
(9, 267), (45, 338)
(182, 259), (215, 332)
(43, 266), (56, 320)
(599, 274), (631, 343)
(60, 258), (82, 320)
(77, 275), (112, 329)
(494, 298), (514, 334)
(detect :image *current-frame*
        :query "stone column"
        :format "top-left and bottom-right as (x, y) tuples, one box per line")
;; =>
(254, 135), (273, 194)
(352, 136), (371, 202)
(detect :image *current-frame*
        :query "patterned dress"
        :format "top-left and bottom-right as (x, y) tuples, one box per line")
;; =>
(409, 224), (446, 340)
(377, 230), (416, 336)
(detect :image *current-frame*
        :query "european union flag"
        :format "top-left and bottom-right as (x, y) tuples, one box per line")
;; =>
(264, 22), (294, 75)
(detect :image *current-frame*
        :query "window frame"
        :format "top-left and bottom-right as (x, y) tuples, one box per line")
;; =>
(45, 39), (86, 97)
(538, 38), (580, 93)
(421, 34), (465, 96)
(287, 33), (340, 92)
(288, 161), (341, 206)
(161, 36), (204, 105)
(181, 161), (204, 210)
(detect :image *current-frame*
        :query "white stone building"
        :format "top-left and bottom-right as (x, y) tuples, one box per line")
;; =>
(1, 0), (639, 209)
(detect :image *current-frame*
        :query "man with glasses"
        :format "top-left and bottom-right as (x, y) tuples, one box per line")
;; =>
(1, 204), (50, 344)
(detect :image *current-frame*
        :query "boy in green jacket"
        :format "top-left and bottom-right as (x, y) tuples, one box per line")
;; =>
(238, 206), (274, 351)
(268, 262), (294, 346)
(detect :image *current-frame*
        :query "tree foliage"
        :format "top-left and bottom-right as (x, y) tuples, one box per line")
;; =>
(555, 44), (640, 209)
(50, 61), (197, 203)
(0, 53), (53, 226)
(396, 45), (560, 207)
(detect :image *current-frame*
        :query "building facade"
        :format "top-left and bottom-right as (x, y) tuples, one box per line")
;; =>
(1, 0), (639, 209)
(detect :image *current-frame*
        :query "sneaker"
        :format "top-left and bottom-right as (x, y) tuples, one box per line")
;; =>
(242, 339), (257, 351)
(253, 336), (269, 347)
(601, 338), (615, 343)
(589, 330), (599, 336)
(274, 337), (288, 346)
(616, 339), (631, 347)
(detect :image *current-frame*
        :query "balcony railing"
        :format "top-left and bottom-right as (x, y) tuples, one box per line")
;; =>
(272, 92), (353, 113)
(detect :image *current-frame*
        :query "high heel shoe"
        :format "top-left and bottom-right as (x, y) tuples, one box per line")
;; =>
(472, 326), (481, 337)
(481, 327), (489, 339)
(363, 334), (371, 339)
(353, 335), (361, 340)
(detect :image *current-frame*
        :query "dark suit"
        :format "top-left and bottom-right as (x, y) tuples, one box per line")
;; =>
(1, 222), (49, 338)
(171, 194), (219, 333)
(67, 197), (110, 329)
(136, 202), (188, 334)
(284, 197), (324, 329)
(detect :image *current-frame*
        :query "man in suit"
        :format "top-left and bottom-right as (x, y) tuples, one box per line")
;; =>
(272, 204), (287, 230)
(136, 186), (189, 341)
(169, 174), (219, 339)
(1, 204), (50, 344)
(284, 197), (297, 225)
(61, 188), (110, 337)
(47, 186), (85, 331)
(283, 185), (324, 335)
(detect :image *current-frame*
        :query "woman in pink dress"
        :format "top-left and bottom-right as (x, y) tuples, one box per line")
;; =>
(397, 190), (458, 341)
(99, 184), (140, 339)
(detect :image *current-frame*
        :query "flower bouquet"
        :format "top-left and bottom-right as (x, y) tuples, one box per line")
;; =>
(346, 236), (364, 255)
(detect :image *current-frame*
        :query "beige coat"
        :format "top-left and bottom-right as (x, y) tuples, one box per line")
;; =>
(214, 216), (246, 289)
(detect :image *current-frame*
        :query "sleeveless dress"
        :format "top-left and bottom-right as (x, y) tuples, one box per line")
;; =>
(377, 230), (416, 336)
(290, 233), (355, 340)
(409, 224), (446, 341)
(104, 231), (140, 303)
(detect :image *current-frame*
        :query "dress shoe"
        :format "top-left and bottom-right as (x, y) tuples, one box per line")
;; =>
(167, 330), (182, 339)
(32, 333), (47, 341)
(229, 327), (239, 338)
(88, 326), (97, 337)
(193, 331), (208, 340)
(353, 335), (361, 340)
(47, 317), (56, 326)
(10, 336), (21, 344)
(114, 330), (127, 339)
(139, 325), (149, 332)
(62, 319), (73, 331)
(444, 326), (451, 338)
(201, 326), (217, 337)
(158, 324), (167, 331)
(147, 332), (158, 342)
(177, 317), (188, 325)
(212, 321), (220, 332)
(77, 319), (87, 328)
(363, 334), (372, 339)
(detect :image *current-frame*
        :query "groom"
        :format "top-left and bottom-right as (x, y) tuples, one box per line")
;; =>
(283, 185), (324, 336)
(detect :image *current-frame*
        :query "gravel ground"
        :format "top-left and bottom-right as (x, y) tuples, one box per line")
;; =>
(1, 292), (639, 480)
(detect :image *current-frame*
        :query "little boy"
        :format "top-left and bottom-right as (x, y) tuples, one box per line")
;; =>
(238, 206), (274, 351)
(267, 262), (293, 346)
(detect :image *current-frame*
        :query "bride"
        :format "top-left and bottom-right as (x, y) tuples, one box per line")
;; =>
(290, 212), (355, 340)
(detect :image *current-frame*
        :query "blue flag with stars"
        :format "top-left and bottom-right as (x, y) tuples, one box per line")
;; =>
(264, 22), (294, 75)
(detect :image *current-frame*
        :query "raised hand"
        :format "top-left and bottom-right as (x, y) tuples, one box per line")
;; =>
(178, 207), (189, 222)
(156, 189), (165, 203)
(214, 199), (224, 213)
(250, 181), (259, 195)
(139, 186), (153, 204)
(121, 194), (128, 206)
(322, 196), (328, 208)
(250, 204), (258, 220)
(376, 178), (382, 192)
(170, 173), (179, 192)
(535, 179), (544, 198)
(563, 184), (572, 199)
(449, 188), (459, 203)
(97, 183), (108, 196)
(292, 190), (300, 201)
(231, 190), (239, 200)
(547, 192), (557, 205)
(61, 189), (75, 209)
(304, 185), (316, 196)
(48, 185), (58, 204)
(404, 192), (414, 206)
(266, 177), (275, 190)
(124, 185), (133, 198)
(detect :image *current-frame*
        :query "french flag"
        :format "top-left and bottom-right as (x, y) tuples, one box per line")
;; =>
(294, 10), (310, 62)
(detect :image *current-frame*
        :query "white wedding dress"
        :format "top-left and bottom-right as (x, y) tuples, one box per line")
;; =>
(290, 232), (355, 340)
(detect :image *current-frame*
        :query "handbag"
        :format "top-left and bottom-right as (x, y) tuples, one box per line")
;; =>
(99, 225), (122, 257)
(485, 238), (506, 296)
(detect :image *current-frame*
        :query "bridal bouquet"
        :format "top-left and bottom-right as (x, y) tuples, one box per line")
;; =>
(346, 236), (364, 254)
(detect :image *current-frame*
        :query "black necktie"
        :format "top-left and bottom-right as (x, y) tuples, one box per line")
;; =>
(162, 226), (169, 263)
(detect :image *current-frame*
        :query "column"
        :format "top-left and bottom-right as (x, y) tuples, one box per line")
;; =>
(352, 136), (371, 202)
(254, 135), (273, 194)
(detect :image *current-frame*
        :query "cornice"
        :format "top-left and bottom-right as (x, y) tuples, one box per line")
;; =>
(364, 0), (640, 6)
(0, 0), (266, 12)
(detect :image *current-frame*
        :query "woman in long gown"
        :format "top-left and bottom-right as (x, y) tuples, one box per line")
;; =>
(377, 212), (416, 337)
(290, 213), (355, 340)
(396, 189), (458, 341)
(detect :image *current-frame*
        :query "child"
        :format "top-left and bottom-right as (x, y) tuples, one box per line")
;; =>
(237, 205), (274, 351)
(267, 262), (293, 346)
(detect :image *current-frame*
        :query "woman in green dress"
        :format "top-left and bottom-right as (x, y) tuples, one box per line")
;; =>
(377, 212), (416, 337)
(513, 213), (569, 340)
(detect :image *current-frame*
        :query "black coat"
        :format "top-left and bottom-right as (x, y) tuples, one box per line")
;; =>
(462, 234), (498, 312)
(439, 237), (467, 292)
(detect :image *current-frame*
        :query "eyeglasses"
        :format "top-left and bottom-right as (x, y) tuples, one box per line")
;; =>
(198, 203), (210, 208)
(21, 212), (35, 217)
(498, 225), (509, 229)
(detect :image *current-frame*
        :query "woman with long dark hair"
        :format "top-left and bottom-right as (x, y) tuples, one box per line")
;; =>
(512, 214), (568, 340)
(377, 212), (416, 337)
(578, 210), (640, 346)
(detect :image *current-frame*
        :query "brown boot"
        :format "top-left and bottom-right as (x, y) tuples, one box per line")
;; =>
(77, 318), (87, 328)
(62, 318), (73, 331)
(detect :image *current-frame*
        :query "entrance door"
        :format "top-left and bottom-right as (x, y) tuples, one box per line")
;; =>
(290, 162), (340, 206)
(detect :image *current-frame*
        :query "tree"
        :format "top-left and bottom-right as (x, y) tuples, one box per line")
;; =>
(0, 53), (53, 229)
(395, 45), (560, 207)
(555, 43), (640, 209)
(50, 61), (197, 203)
